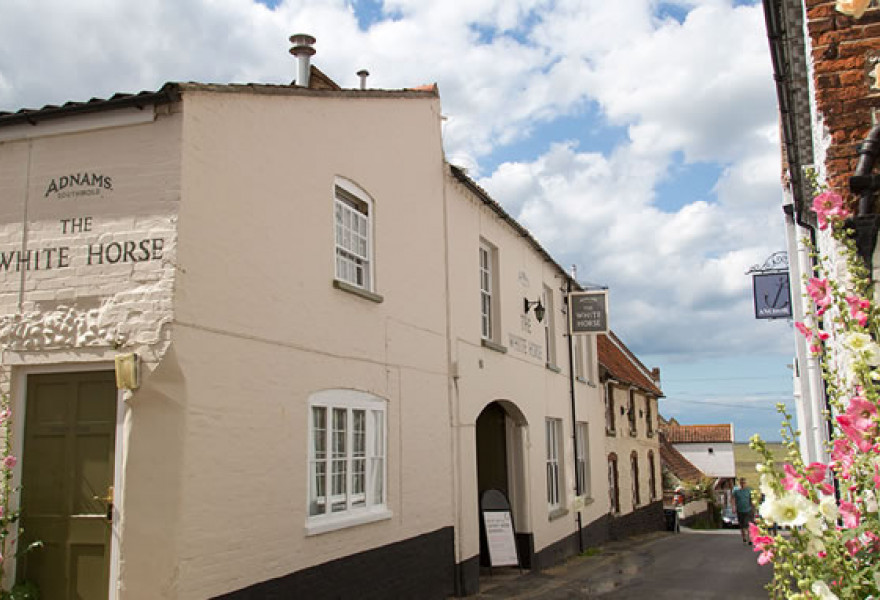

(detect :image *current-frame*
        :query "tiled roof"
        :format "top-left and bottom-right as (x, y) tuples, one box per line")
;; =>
(662, 423), (733, 444)
(0, 66), (437, 128)
(658, 432), (705, 484)
(597, 332), (663, 397)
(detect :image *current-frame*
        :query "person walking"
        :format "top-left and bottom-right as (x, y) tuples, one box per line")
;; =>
(732, 477), (754, 544)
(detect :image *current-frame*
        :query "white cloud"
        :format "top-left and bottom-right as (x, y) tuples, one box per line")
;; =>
(0, 0), (789, 364)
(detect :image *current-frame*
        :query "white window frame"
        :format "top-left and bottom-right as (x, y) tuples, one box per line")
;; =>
(479, 240), (498, 342)
(576, 422), (591, 498)
(334, 179), (374, 292)
(307, 389), (391, 535)
(545, 418), (563, 511)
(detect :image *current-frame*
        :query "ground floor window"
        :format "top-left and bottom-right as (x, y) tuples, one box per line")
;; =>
(308, 390), (387, 532)
(576, 422), (591, 498)
(608, 453), (620, 513)
(631, 451), (641, 507)
(546, 418), (563, 510)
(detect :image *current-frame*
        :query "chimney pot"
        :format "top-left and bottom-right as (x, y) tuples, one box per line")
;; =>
(289, 33), (316, 87)
(357, 69), (369, 90)
(357, 69), (370, 90)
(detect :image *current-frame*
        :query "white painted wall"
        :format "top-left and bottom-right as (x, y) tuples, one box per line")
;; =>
(673, 442), (736, 478)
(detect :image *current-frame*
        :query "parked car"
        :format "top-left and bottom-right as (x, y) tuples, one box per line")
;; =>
(721, 507), (739, 529)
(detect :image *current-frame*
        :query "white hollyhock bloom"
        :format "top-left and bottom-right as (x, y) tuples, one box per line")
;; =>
(762, 492), (814, 527)
(760, 474), (777, 500)
(842, 332), (880, 365)
(812, 581), (840, 600)
(819, 495), (839, 523)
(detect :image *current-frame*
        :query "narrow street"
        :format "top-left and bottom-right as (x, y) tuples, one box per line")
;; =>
(472, 528), (772, 599)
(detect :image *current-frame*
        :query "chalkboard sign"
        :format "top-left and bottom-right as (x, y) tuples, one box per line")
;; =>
(480, 490), (520, 569)
(569, 291), (609, 335)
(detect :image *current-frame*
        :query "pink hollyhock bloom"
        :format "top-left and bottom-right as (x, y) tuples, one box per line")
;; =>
(840, 501), (861, 528)
(812, 191), (851, 229)
(818, 550), (827, 558)
(807, 278), (832, 309)
(2, 456), (16, 469)
(804, 462), (828, 484)
(781, 464), (808, 496)
(874, 465), (880, 489)
(845, 538), (862, 556)
(837, 414), (875, 453)
(846, 295), (871, 327)
(844, 396), (877, 432)
(810, 343), (823, 355)
(795, 321), (813, 341)
(748, 522), (767, 545)
(821, 483), (835, 495)
(757, 549), (774, 565)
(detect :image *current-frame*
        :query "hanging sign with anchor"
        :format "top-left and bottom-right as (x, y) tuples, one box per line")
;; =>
(747, 251), (791, 320)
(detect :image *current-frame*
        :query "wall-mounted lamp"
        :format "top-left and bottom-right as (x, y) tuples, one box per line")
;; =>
(523, 298), (545, 322)
(115, 353), (140, 390)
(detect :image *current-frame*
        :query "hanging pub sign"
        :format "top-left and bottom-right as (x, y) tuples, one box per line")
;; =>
(568, 290), (609, 335)
(752, 272), (791, 320)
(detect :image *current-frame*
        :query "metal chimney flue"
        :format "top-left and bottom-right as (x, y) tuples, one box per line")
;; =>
(357, 69), (369, 90)
(289, 34), (316, 87)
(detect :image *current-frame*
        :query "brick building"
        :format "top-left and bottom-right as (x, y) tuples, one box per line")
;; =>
(762, 0), (880, 464)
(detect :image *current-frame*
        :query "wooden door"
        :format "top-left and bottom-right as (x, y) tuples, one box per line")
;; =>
(18, 371), (117, 599)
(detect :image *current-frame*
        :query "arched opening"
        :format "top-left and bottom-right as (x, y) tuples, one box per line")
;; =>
(475, 400), (529, 569)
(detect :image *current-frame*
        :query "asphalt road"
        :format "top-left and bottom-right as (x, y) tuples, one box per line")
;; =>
(595, 528), (772, 599)
(472, 528), (772, 599)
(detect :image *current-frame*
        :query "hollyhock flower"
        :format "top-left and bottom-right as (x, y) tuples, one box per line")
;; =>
(832, 438), (855, 476)
(761, 492), (814, 527)
(819, 495), (840, 524)
(835, 0), (871, 19)
(844, 537), (862, 556)
(843, 395), (877, 433)
(807, 277), (832, 309)
(839, 501), (861, 528)
(837, 414), (875, 452)
(795, 321), (814, 341)
(841, 332), (880, 365)
(812, 580), (840, 600)
(2, 456), (16, 469)
(846, 295), (871, 327)
(864, 490), (878, 513)
(781, 464), (808, 496)
(804, 462), (828, 484)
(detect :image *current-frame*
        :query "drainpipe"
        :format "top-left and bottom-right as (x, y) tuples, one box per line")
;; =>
(848, 124), (880, 272)
(565, 276), (584, 554)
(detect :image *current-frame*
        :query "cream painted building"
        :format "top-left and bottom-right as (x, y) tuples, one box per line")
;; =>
(598, 332), (664, 532)
(0, 48), (664, 599)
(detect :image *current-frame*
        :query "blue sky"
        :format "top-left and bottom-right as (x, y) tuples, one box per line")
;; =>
(0, 0), (791, 441)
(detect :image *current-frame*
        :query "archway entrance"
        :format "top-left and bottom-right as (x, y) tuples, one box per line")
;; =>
(475, 401), (529, 568)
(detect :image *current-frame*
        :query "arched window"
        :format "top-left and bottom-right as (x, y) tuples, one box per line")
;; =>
(608, 453), (620, 513)
(334, 178), (374, 292)
(631, 451), (640, 507)
(307, 389), (389, 534)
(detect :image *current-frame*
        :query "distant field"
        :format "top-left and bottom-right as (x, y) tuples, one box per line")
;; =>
(734, 442), (787, 480)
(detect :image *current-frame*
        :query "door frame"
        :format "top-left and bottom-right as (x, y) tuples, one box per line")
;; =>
(10, 363), (125, 600)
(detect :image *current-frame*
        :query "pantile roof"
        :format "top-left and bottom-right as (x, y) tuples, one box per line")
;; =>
(662, 423), (733, 444)
(597, 332), (663, 397)
(658, 432), (705, 484)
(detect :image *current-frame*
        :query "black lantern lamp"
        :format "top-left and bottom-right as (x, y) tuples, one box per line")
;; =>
(524, 298), (545, 323)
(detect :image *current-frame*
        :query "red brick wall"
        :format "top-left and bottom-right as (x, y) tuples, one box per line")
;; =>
(805, 0), (880, 198)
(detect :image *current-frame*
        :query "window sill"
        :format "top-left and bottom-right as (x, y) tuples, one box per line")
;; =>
(333, 279), (384, 303)
(548, 507), (569, 522)
(575, 376), (587, 384)
(546, 363), (561, 373)
(605, 429), (616, 437)
(305, 507), (393, 536)
(481, 339), (508, 354)
(647, 432), (654, 438)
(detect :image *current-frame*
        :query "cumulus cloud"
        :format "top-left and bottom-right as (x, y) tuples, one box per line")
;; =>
(0, 0), (789, 365)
